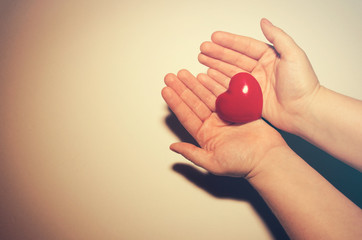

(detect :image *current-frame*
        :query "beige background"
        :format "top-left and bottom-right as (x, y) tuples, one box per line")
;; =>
(0, 0), (361, 239)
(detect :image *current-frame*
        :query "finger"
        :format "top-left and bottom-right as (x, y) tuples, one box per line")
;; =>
(200, 41), (257, 72)
(198, 53), (242, 79)
(161, 87), (202, 138)
(170, 142), (216, 172)
(197, 73), (226, 97)
(211, 31), (269, 60)
(164, 73), (211, 121)
(207, 68), (230, 89)
(177, 69), (216, 112)
(260, 18), (302, 59)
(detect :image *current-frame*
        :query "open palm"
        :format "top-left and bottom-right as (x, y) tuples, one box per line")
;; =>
(197, 19), (320, 134)
(162, 69), (286, 178)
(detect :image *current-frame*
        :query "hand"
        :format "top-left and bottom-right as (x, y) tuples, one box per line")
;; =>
(198, 18), (320, 135)
(162, 69), (287, 178)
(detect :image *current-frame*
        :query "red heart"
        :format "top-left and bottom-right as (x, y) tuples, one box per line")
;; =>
(216, 72), (263, 124)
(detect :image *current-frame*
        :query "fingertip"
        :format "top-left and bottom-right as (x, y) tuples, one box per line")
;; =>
(161, 86), (173, 100)
(196, 72), (207, 81)
(164, 73), (176, 84)
(170, 142), (188, 157)
(198, 72), (214, 84)
(207, 68), (219, 78)
(169, 143), (179, 153)
(261, 18), (273, 27)
(200, 41), (212, 53)
(260, 19), (274, 41)
(170, 142), (202, 162)
(211, 31), (225, 43)
(177, 69), (190, 79)
(196, 72), (209, 85)
(260, 20), (301, 58)
(198, 53), (207, 64)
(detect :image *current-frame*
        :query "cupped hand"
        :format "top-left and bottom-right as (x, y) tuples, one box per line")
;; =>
(162, 69), (287, 178)
(198, 18), (320, 134)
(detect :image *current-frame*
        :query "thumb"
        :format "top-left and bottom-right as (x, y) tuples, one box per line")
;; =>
(260, 18), (301, 58)
(170, 142), (213, 171)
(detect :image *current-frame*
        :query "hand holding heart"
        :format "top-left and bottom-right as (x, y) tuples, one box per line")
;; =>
(162, 70), (287, 178)
(198, 18), (320, 135)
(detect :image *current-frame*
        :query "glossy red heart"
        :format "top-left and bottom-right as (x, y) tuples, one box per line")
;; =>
(215, 72), (263, 124)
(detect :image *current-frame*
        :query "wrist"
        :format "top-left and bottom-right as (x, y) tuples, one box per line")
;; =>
(245, 143), (293, 181)
(290, 85), (324, 139)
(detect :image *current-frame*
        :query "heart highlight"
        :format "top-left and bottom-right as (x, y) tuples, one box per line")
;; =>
(215, 72), (263, 124)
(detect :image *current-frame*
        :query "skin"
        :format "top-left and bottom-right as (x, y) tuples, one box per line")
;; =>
(162, 18), (362, 239)
(198, 18), (362, 171)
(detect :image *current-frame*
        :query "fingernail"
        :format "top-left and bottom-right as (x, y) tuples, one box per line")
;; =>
(262, 18), (273, 26)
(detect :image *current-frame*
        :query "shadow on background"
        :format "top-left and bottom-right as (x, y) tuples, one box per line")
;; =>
(172, 163), (290, 240)
(279, 130), (362, 208)
(165, 108), (199, 147)
(165, 109), (362, 240)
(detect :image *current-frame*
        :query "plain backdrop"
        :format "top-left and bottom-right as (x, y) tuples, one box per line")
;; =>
(0, 0), (361, 239)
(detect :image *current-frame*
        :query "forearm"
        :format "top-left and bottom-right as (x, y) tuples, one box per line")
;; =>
(295, 86), (362, 171)
(249, 146), (362, 240)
